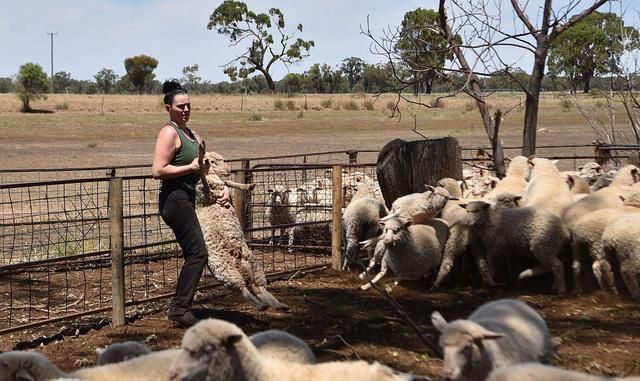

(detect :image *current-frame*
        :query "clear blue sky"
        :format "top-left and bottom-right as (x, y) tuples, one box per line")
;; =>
(1, 0), (626, 83)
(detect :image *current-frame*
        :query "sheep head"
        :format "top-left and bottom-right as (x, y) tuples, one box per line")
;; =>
(204, 151), (231, 179)
(169, 319), (254, 381)
(460, 201), (492, 226)
(0, 351), (66, 381)
(470, 176), (499, 197)
(431, 312), (504, 381)
(379, 216), (412, 246)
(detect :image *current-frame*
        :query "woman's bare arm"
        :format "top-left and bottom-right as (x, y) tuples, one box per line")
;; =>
(152, 126), (201, 180)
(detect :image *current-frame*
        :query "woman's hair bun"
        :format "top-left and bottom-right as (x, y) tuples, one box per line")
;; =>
(162, 80), (182, 95)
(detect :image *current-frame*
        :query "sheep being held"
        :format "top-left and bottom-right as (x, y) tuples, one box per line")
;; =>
(358, 216), (447, 291)
(342, 195), (388, 270)
(382, 185), (451, 224)
(196, 151), (287, 311)
(460, 201), (569, 292)
(431, 299), (552, 381)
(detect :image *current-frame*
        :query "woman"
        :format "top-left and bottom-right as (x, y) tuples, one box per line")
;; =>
(152, 80), (229, 327)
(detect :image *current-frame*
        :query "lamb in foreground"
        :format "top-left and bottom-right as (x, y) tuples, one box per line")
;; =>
(431, 299), (552, 381)
(196, 150), (287, 311)
(249, 329), (317, 364)
(487, 363), (640, 381)
(168, 318), (412, 381)
(601, 212), (640, 300)
(95, 341), (151, 365)
(0, 349), (180, 381)
(341, 195), (388, 270)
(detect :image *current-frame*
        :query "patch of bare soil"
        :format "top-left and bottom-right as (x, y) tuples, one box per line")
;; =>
(9, 269), (640, 379)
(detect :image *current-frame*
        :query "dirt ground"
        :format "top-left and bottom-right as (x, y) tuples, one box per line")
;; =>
(5, 268), (639, 379)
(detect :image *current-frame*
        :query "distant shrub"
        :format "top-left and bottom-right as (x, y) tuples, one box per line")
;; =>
(343, 99), (359, 111)
(594, 100), (605, 109)
(320, 98), (333, 108)
(364, 100), (375, 111)
(273, 99), (285, 110)
(386, 100), (396, 110)
(311, 106), (322, 111)
(430, 98), (445, 108)
(303, 96), (309, 110)
(55, 100), (69, 110)
(297, 110), (304, 118)
(333, 102), (341, 110)
(464, 102), (474, 112)
(248, 112), (262, 121)
(560, 99), (572, 110)
(285, 99), (296, 111)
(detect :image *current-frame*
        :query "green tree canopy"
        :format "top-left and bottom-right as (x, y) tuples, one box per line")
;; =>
(182, 64), (201, 92)
(52, 71), (72, 93)
(94, 68), (118, 94)
(340, 57), (365, 91)
(549, 11), (640, 93)
(395, 8), (454, 95)
(123, 55), (158, 94)
(208, 0), (314, 92)
(16, 62), (49, 112)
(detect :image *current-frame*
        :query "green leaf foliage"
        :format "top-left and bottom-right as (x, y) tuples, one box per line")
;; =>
(395, 8), (455, 95)
(16, 62), (49, 112)
(94, 68), (118, 94)
(208, 0), (314, 92)
(123, 54), (158, 94)
(549, 12), (640, 93)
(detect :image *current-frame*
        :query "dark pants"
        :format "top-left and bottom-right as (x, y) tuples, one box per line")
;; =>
(159, 187), (208, 316)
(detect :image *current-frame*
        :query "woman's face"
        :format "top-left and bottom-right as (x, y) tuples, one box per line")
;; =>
(166, 93), (191, 125)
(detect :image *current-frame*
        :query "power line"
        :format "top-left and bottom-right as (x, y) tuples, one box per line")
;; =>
(47, 32), (58, 92)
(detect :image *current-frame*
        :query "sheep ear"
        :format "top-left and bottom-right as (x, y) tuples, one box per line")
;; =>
(472, 327), (505, 341)
(619, 195), (626, 202)
(490, 179), (498, 189)
(514, 196), (522, 206)
(425, 184), (434, 192)
(482, 202), (491, 210)
(566, 176), (575, 187)
(223, 334), (243, 348)
(578, 165), (584, 171)
(96, 347), (105, 355)
(431, 311), (448, 332)
(15, 369), (35, 381)
(404, 217), (414, 227)
(459, 203), (469, 210)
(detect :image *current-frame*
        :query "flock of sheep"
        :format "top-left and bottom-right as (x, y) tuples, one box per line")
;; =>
(1, 152), (640, 380)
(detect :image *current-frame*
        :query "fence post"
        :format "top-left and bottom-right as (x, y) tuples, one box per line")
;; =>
(331, 165), (343, 270)
(234, 159), (251, 232)
(109, 178), (126, 327)
(347, 150), (358, 163)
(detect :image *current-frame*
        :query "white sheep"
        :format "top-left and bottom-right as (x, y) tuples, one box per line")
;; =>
(96, 341), (151, 365)
(437, 177), (468, 226)
(470, 175), (500, 199)
(563, 165), (640, 227)
(358, 216), (447, 291)
(431, 299), (552, 381)
(484, 156), (529, 204)
(487, 363), (640, 381)
(522, 157), (574, 217)
(168, 318), (411, 381)
(0, 349), (180, 381)
(601, 212), (640, 300)
(341, 196), (388, 270)
(196, 153), (287, 311)
(569, 187), (640, 294)
(460, 201), (569, 292)
(249, 329), (317, 364)
(382, 185), (451, 224)
(286, 205), (332, 253)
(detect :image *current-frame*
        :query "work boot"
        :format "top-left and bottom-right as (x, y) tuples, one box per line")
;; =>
(169, 310), (199, 328)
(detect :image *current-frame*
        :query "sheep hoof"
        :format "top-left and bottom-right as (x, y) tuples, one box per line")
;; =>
(358, 272), (367, 280)
(360, 283), (371, 291)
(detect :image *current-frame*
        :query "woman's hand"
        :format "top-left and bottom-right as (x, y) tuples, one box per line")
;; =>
(190, 157), (210, 175)
(217, 186), (231, 207)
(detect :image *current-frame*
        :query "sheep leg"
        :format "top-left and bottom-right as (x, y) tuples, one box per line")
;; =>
(593, 259), (618, 294)
(433, 225), (468, 289)
(359, 242), (384, 280)
(342, 242), (358, 271)
(620, 267), (640, 301)
(476, 255), (499, 287)
(361, 257), (388, 290)
(256, 286), (289, 311)
(572, 242), (588, 294)
(287, 226), (296, 253)
(241, 287), (268, 311)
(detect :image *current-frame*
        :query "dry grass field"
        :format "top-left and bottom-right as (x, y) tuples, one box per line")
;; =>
(0, 91), (618, 169)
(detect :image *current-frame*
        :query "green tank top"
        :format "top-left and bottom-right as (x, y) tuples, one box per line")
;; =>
(161, 122), (199, 192)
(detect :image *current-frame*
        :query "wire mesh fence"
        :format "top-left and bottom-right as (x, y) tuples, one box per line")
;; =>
(2, 143), (639, 335)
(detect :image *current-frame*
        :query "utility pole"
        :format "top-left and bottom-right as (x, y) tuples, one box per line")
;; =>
(47, 32), (58, 93)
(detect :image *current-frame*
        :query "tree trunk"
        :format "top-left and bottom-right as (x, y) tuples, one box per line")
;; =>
(582, 70), (593, 94)
(522, 44), (548, 157)
(376, 138), (462, 209)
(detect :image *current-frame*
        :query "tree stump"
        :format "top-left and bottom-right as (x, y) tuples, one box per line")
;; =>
(376, 138), (462, 208)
